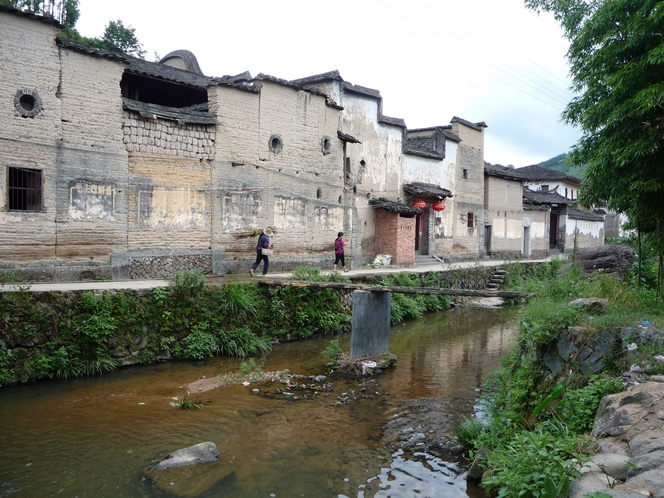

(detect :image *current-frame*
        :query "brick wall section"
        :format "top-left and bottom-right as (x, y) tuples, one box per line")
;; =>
(122, 113), (215, 160)
(484, 176), (524, 256)
(374, 210), (415, 266)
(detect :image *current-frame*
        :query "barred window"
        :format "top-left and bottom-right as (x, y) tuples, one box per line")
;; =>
(467, 212), (475, 228)
(8, 167), (42, 211)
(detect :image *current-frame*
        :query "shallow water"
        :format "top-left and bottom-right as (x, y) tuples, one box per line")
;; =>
(0, 307), (518, 498)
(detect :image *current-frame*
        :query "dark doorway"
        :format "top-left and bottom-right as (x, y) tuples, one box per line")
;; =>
(484, 225), (492, 256)
(415, 214), (423, 252)
(549, 212), (559, 248)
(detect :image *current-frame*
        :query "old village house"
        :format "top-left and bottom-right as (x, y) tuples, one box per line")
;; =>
(0, 7), (604, 281)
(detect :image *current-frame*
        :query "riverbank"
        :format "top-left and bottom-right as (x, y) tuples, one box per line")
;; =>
(0, 257), (552, 293)
(456, 257), (664, 497)
(0, 263), (504, 387)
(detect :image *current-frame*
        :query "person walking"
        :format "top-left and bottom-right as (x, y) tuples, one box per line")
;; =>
(333, 231), (349, 272)
(250, 227), (273, 277)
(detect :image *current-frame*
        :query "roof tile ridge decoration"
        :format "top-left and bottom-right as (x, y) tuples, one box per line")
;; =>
(159, 50), (204, 75)
(290, 70), (344, 85)
(122, 98), (218, 125)
(1, 4), (62, 26)
(451, 116), (488, 131)
(56, 37), (127, 62)
(369, 197), (423, 215)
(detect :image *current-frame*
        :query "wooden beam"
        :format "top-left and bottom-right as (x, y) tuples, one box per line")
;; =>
(257, 279), (533, 299)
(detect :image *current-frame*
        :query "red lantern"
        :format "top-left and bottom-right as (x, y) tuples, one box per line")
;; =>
(432, 201), (446, 212)
(411, 200), (426, 209)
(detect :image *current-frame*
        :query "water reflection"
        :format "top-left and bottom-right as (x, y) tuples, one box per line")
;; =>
(0, 307), (517, 497)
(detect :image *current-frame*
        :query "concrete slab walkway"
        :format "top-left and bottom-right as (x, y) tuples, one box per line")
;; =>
(0, 258), (554, 293)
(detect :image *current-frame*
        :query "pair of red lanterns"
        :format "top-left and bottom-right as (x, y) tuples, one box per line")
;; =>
(412, 200), (446, 211)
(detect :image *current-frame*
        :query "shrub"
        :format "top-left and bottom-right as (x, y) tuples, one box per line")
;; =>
(178, 322), (218, 360)
(217, 326), (271, 358)
(555, 376), (623, 434)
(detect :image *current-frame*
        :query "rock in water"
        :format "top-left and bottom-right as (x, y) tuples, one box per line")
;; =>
(153, 441), (219, 470)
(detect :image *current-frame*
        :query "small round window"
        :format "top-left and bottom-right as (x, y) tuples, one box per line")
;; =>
(268, 134), (283, 153)
(14, 89), (43, 118)
(321, 136), (331, 155)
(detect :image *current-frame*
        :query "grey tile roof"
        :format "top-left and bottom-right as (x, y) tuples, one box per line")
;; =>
(1, 5), (61, 27)
(403, 182), (452, 198)
(567, 208), (604, 222)
(254, 73), (329, 98)
(484, 162), (525, 181)
(122, 99), (218, 125)
(379, 115), (406, 128)
(515, 165), (581, 184)
(522, 187), (572, 206)
(404, 136), (445, 160)
(369, 197), (422, 215)
(451, 116), (488, 130)
(407, 126), (461, 143)
(290, 70), (343, 85)
(341, 81), (381, 99)
(56, 37), (127, 62)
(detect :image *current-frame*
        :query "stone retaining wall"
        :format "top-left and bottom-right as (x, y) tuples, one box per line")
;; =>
(128, 254), (212, 279)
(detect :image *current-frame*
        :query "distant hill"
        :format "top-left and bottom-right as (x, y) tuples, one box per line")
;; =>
(538, 153), (585, 179)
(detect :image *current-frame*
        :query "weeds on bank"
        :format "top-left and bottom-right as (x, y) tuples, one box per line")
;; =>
(452, 258), (664, 497)
(0, 267), (352, 386)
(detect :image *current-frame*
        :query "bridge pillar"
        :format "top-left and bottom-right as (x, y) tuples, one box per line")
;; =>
(350, 290), (391, 359)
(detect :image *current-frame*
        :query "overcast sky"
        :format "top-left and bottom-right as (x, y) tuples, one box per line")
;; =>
(75, 0), (579, 167)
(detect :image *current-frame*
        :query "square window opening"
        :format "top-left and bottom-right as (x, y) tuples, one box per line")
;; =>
(8, 167), (42, 211)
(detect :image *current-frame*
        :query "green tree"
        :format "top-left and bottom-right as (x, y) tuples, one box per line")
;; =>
(98, 19), (146, 59)
(0, 0), (79, 26)
(525, 0), (664, 295)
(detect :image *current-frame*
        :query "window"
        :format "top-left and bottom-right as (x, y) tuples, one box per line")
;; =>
(541, 185), (549, 192)
(571, 189), (574, 199)
(268, 134), (283, 153)
(462, 168), (468, 179)
(565, 187), (568, 198)
(14, 89), (43, 118)
(321, 136), (331, 155)
(8, 167), (42, 211)
(467, 212), (475, 228)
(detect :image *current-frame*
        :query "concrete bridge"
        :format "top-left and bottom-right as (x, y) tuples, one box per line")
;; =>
(258, 279), (532, 359)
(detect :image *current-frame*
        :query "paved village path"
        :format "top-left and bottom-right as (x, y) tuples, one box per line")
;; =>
(0, 258), (552, 293)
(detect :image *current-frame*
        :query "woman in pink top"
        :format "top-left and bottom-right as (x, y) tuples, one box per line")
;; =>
(333, 232), (348, 272)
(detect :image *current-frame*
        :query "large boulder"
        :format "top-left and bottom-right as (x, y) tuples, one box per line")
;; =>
(153, 441), (219, 470)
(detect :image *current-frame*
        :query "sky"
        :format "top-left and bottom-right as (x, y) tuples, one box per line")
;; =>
(74, 0), (580, 167)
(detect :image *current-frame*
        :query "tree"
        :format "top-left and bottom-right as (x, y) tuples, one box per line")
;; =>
(525, 0), (664, 295)
(99, 19), (146, 59)
(0, 0), (79, 27)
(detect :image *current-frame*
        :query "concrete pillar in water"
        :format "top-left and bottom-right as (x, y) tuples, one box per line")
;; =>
(350, 290), (391, 359)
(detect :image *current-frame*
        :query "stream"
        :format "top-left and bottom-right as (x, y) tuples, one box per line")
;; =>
(0, 306), (518, 498)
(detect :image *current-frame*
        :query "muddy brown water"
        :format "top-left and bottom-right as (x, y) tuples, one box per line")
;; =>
(0, 307), (518, 498)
